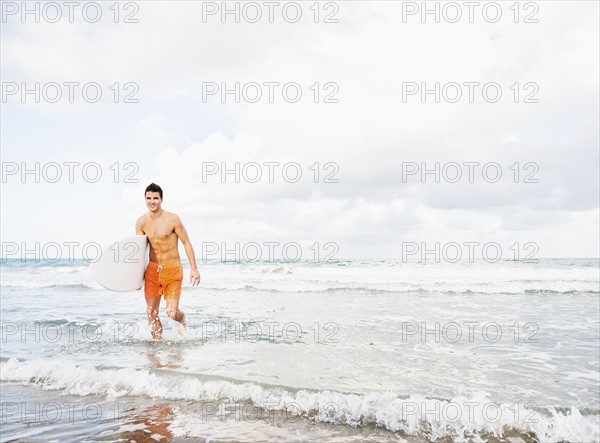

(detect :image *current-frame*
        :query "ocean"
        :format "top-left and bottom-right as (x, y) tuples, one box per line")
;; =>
(1, 258), (599, 442)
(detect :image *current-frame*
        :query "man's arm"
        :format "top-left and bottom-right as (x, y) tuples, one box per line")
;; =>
(135, 217), (145, 290)
(135, 216), (144, 235)
(174, 216), (201, 287)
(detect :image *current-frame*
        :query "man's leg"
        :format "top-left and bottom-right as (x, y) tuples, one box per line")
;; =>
(144, 262), (163, 339)
(146, 296), (163, 339)
(164, 265), (185, 327)
(165, 297), (186, 327)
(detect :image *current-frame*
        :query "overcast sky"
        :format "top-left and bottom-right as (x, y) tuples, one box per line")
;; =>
(1, 1), (598, 259)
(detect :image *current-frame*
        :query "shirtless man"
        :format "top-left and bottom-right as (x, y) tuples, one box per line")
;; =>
(136, 183), (201, 339)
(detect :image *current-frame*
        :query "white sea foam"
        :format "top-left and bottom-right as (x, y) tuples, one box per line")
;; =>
(1, 358), (598, 442)
(2, 259), (598, 293)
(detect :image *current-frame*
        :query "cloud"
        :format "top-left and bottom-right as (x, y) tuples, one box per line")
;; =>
(136, 114), (167, 142)
(2, 1), (599, 257)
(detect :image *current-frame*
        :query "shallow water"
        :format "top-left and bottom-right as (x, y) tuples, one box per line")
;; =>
(1, 259), (599, 442)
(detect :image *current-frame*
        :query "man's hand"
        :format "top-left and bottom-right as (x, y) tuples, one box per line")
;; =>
(190, 268), (201, 287)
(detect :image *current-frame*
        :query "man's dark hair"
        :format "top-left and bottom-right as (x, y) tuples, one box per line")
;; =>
(145, 183), (163, 199)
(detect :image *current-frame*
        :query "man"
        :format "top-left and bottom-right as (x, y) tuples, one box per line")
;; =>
(136, 183), (201, 339)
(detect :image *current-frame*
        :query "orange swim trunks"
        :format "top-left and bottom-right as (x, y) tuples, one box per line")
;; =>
(144, 262), (183, 300)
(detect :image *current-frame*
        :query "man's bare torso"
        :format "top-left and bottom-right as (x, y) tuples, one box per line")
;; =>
(138, 210), (181, 264)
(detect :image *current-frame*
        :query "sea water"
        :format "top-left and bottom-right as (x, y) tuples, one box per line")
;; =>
(1, 258), (599, 442)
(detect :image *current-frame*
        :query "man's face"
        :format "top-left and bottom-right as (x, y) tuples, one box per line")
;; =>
(145, 192), (162, 213)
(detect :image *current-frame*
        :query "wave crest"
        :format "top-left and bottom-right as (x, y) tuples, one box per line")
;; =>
(1, 358), (597, 442)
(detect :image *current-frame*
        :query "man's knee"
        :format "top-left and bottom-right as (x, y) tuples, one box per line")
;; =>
(166, 308), (183, 321)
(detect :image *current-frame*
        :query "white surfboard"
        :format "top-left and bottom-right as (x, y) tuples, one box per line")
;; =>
(90, 235), (148, 292)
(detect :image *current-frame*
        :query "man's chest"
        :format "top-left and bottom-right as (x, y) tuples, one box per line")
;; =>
(144, 221), (174, 239)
